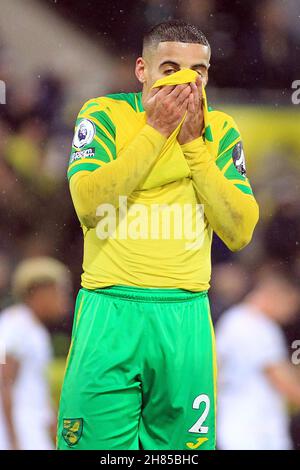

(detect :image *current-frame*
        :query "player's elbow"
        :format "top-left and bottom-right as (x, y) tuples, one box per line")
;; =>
(225, 200), (259, 252)
(74, 202), (98, 229)
(79, 213), (98, 229)
(71, 198), (98, 229)
(70, 175), (98, 229)
(226, 233), (253, 252)
(72, 197), (98, 229)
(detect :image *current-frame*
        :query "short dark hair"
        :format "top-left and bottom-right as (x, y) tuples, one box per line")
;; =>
(143, 20), (210, 54)
(255, 262), (300, 292)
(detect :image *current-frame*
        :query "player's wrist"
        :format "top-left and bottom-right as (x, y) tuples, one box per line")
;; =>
(178, 131), (204, 146)
(145, 121), (170, 139)
(180, 135), (208, 160)
(143, 123), (169, 145)
(178, 133), (200, 145)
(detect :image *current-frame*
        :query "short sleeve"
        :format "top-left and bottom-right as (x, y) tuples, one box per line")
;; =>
(215, 116), (253, 196)
(67, 98), (116, 181)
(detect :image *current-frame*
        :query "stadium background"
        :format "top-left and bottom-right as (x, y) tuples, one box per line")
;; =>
(0, 0), (300, 448)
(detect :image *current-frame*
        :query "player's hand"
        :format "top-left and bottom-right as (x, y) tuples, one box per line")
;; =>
(177, 76), (204, 145)
(144, 84), (191, 138)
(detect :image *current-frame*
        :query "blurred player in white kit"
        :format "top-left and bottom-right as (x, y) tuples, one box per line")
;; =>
(0, 257), (71, 450)
(216, 268), (300, 450)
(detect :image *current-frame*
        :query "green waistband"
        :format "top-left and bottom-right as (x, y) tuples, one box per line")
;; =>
(82, 285), (208, 303)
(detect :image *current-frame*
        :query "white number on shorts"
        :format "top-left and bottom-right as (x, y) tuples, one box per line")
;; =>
(188, 394), (210, 434)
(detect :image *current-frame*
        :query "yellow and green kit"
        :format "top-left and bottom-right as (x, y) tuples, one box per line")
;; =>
(57, 70), (258, 450)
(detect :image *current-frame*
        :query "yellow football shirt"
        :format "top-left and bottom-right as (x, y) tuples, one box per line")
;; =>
(67, 70), (257, 291)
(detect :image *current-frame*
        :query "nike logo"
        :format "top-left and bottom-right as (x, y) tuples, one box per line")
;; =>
(186, 437), (208, 449)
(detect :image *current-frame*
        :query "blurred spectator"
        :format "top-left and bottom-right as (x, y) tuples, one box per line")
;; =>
(42, 0), (300, 91)
(240, 0), (300, 89)
(34, 73), (66, 131)
(177, 0), (216, 26)
(284, 0), (300, 41)
(0, 257), (71, 450)
(0, 254), (12, 310)
(263, 200), (300, 265)
(216, 267), (300, 450)
(4, 112), (50, 189)
(144, 0), (174, 27)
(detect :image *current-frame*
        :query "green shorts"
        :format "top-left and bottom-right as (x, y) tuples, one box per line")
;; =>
(57, 286), (217, 450)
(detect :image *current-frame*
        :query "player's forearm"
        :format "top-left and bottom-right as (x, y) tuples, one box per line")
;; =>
(182, 137), (259, 251)
(70, 124), (167, 228)
(266, 363), (300, 408)
(283, 382), (300, 408)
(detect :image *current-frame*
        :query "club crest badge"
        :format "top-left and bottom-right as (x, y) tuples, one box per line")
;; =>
(62, 418), (83, 447)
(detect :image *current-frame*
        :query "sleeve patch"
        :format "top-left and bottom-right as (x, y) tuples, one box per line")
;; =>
(232, 141), (246, 177)
(73, 119), (96, 149)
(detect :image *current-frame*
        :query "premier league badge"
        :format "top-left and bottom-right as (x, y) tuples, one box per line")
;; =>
(73, 119), (95, 149)
(232, 141), (246, 177)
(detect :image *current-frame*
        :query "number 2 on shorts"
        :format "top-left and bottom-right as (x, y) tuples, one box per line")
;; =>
(188, 394), (210, 434)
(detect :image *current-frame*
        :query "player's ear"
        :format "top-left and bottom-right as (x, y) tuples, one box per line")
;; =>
(135, 57), (146, 84)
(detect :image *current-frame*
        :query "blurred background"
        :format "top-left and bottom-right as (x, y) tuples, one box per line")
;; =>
(0, 0), (299, 450)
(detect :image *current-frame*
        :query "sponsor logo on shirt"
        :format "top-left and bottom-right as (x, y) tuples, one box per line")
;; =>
(69, 147), (95, 164)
